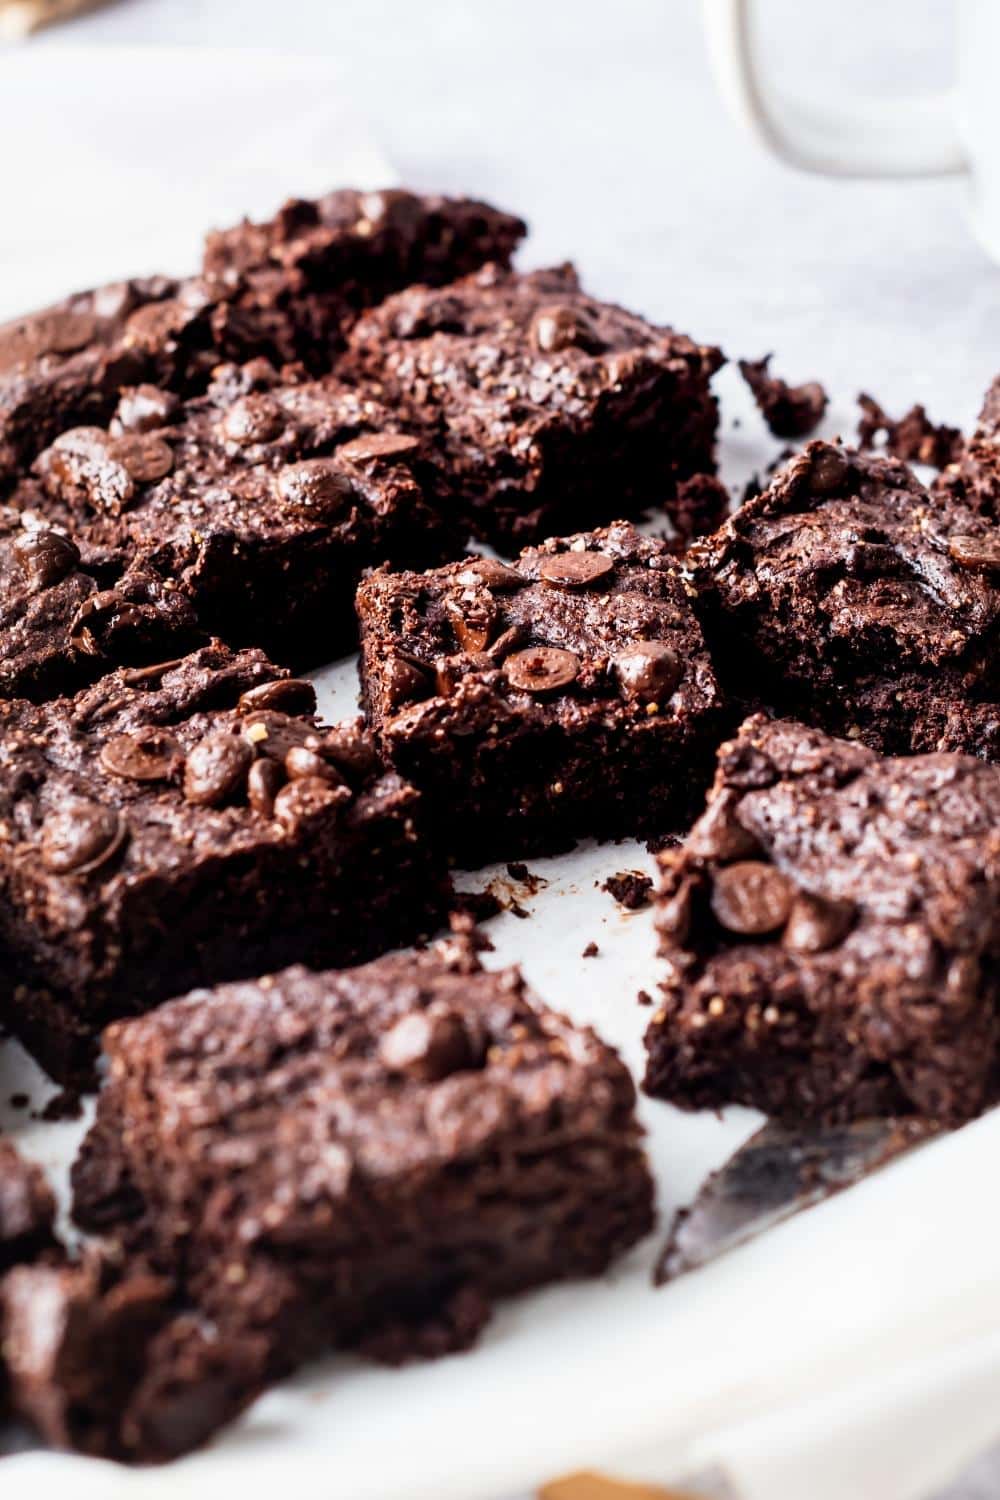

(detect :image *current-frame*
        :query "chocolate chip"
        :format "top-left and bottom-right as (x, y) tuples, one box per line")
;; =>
(109, 434), (174, 484)
(276, 459), (356, 518)
(806, 445), (849, 495)
(99, 730), (181, 783)
(319, 725), (379, 780)
(658, 880), (693, 945)
(537, 551), (614, 589)
(44, 428), (135, 514)
(285, 745), (343, 785)
(379, 1008), (476, 1081)
(221, 395), (285, 446)
(530, 304), (602, 354)
(383, 654), (433, 710)
(335, 433), (419, 462)
(613, 642), (682, 701)
(947, 534), (1000, 571)
(455, 558), (524, 591)
(183, 732), (253, 806)
(69, 591), (146, 658)
(272, 775), (348, 831)
(40, 799), (125, 875)
(237, 679), (316, 715)
(111, 385), (178, 435)
(445, 592), (495, 654)
(247, 757), (285, 816)
(711, 861), (794, 935)
(783, 893), (854, 953)
(505, 646), (580, 693)
(687, 790), (760, 862)
(12, 529), (80, 590)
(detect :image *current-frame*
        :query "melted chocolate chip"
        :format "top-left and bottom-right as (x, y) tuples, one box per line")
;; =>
(99, 730), (182, 783)
(688, 791), (760, 862)
(613, 642), (681, 701)
(530, 304), (602, 354)
(284, 745), (343, 785)
(221, 396), (285, 446)
(806, 445), (849, 496)
(111, 385), (178, 435)
(40, 799), (125, 875)
(505, 646), (580, 693)
(247, 757), (285, 816)
(538, 551), (614, 589)
(783, 893), (855, 953)
(384, 654), (433, 709)
(184, 733), (253, 806)
(455, 558), (524, 591)
(947, 533), (1000, 571)
(276, 459), (356, 519)
(237, 679), (317, 715)
(13, 529), (80, 590)
(272, 775), (347, 831)
(711, 861), (794, 935)
(109, 434), (174, 485)
(378, 1008), (477, 1081)
(446, 593), (495, 654)
(336, 433), (419, 462)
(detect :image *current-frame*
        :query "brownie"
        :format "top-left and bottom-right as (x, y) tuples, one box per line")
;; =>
(0, 644), (450, 1085)
(0, 507), (204, 702)
(644, 714), (1000, 1124)
(345, 263), (723, 549)
(356, 521), (725, 864)
(72, 932), (654, 1374)
(936, 372), (1000, 518)
(1, 1252), (265, 1462)
(15, 359), (456, 664)
(0, 190), (524, 486)
(0, 1140), (57, 1273)
(738, 355), (827, 439)
(693, 440), (1000, 760)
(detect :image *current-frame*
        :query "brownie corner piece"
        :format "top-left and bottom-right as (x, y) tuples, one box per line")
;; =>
(73, 933), (654, 1374)
(0, 646), (449, 1085)
(693, 439), (1000, 758)
(357, 520), (725, 863)
(346, 262), (723, 548)
(644, 713), (1000, 1124)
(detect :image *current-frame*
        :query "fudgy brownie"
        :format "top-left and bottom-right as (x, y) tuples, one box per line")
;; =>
(693, 440), (1000, 760)
(1, 1252), (266, 1462)
(644, 715), (1000, 1123)
(937, 371), (1000, 517)
(0, 508), (203, 702)
(72, 932), (654, 1373)
(0, 1140), (57, 1272)
(0, 190), (524, 485)
(15, 359), (456, 664)
(346, 263), (723, 549)
(0, 644), (449, 1085)
(356, 521), (725, 863)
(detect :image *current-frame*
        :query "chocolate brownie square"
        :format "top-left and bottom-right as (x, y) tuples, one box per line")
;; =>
(0, 508), (203, 702)
(72, 932), (654, 1372)
(644, 715), (1000, 1124)
(693, 441), (1000, 760)
(15, 359), (456, 664)
(346, 263), (723, 549)
(0, 190), (524, 484)
(0, 644), (449, 1085)
(356, 521), (725, 864)
(0, 1140), (57, 1273)
(1, 1252), (265, 1462)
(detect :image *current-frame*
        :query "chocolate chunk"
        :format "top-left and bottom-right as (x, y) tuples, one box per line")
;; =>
(446, 592), (495, 653)
(947, 533), (1000, 571)
(12, 528), (80, 589)
(247, 757), (285, 816)
(783, 892), (855, 953)
(276, 459), (357, 519)
(184, 731), (253, 806)
(285, 745), (343, 785)
(687, 790), (760, 862)
(710, 860), (793, 935)
(237, 678), (317, 715)
(99, 729), (182, 783)
(504, 645), (580, 693)
(110, 433), (174, 484)
(805, 443), (849, 495)
(384, 654), (434, 709)
(40, 798), (125, 874)
(272, 775), (347, 830)
(378, 1008), (478, 1081)
(613, 641), (681, 701)
(530, 304), (602, 354)
(336, 432), (419, 462)
(455, 558), (524, 591)
(538, 551), (614, 589)
(221, 394), (285, 446)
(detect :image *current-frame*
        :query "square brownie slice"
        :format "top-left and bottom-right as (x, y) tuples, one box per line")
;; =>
(356, 521), (725, 864)
(16, 360), (456, 665)
(0, 645), (449, 1085)
(0, 190), (524, 485)
(644, 714), (1000, 1124)
(0, 508), (203, 703)
(693, 440), (1000, 761)
(72, 932), (654, 1372)
(345, 263), (724, 549)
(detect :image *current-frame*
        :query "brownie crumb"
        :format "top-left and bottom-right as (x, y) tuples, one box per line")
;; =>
(582, 941), (600, 958)
(857, 392), (963, 469)
(506, 862), (529, 882)
(637, 990), (654, 1007)
(741, 473), (762, 506)
(739, 355), (828, 438)
(673, 472), (730, 538)
(36, 1088), (82, 1122)
(450, 888), (503, 925)
(646, 832), (682, 856)
(603, 871), (653, 911)
(8, 1093), (29, 1110)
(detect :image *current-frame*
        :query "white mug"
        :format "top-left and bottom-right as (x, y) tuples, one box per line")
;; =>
(702, 0), (1000, 259)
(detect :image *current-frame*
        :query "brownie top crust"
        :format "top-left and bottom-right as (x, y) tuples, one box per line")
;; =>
(359, 520), (722, 742)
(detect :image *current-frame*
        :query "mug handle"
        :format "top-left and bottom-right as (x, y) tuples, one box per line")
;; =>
(702, 0), (967, 177)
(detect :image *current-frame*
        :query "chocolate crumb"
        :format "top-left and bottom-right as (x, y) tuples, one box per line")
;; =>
(739, 355), (828, 438)
(8, 1093), (29, 1110)
(35, 1088), (83, 1122)
(673, 472), (729, 538)
(637, 989), (653, 1007)
(856, 392), (963, 469)
(506, 861), (529, 882)
(646, 832), (682, 856)
(450, 888), (503, 925)
(582, 941), (600, 958)
(603, 871), (653, 911)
